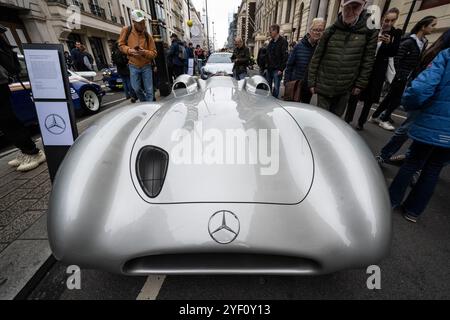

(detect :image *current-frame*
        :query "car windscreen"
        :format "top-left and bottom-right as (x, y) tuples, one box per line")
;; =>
(207, 54), (232, 64)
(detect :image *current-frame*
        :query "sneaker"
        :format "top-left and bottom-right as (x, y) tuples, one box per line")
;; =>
(7, 152), (25, 167)
(403, 213), (418, 223)
(16, 150), (46, 172)
(378, 120), (395, 131)
(130, 97), (137, 103)
(368, 116), (380, 124)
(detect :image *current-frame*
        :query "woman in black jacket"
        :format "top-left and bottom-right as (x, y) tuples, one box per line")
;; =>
(370, 15), (437, 131)
(345, 8), (402, 130)
(284, 18), (325, 104)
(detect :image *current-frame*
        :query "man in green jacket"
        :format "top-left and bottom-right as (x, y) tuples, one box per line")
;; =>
(308, 0), (377, 116)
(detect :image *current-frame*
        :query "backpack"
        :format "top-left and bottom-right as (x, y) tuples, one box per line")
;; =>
(111, 47), (128, 67)
(178, 44), (187, 61)
(0, 39), (21, 76)
(125, 26), (149, 48)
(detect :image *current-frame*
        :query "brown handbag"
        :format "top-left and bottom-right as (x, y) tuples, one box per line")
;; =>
(283, 80), (302, 102)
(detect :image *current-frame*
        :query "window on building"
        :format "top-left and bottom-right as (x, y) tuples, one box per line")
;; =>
(286, 0), (292, 23)
(420, 0), (450, 10)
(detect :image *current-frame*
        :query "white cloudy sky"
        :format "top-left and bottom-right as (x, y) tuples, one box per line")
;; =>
(191, 0), (242, 48)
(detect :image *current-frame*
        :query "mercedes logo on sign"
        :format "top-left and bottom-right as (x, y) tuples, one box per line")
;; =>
(208, 210), (240, 244)
(45, 114), (66, 135)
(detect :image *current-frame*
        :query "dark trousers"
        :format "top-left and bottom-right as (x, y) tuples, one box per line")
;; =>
(372, 77), (407, 121)
(317, 93), (350, 117)
(172, 65), (184, 79)
(0, 83), (38, 155)
(389, 140), (450, 217)
(344, 94), (373, 126)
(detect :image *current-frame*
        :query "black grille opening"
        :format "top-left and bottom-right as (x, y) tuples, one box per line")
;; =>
(123, 253), (321, 274)
(136, 146), (169, 198)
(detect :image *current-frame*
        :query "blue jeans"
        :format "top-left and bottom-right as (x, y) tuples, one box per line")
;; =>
(389, 140), (450, 217)
(265, 69), (281, 98)
(129, 64), (153, 102)
(121, 75), (136, 100)
(380, 111), (419, 160)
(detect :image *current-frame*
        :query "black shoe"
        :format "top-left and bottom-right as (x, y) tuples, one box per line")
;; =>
(130, 97), (136, 103)
(356, 124), (364, 131)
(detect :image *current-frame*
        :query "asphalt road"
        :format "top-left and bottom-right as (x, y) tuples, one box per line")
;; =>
(26, 99), (450, 300)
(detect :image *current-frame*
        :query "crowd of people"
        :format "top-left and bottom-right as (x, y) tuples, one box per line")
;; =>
(252, 0), (448, 223)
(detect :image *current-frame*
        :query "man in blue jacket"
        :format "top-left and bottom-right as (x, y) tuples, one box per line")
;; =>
(389, 48), (450, 223)
(168, 34), (185, 79)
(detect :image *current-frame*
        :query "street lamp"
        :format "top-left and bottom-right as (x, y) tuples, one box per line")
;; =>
(403, 0), (418, 33)
(205, 0), (210, 54)
(147, 0), (171, 97)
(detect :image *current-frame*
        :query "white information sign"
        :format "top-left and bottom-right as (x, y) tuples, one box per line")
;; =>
(35, 101), (74, 146)
(23, 49), (66, 99)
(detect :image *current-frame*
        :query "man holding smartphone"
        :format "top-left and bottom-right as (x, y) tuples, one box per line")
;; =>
(119, 9), (157, 102)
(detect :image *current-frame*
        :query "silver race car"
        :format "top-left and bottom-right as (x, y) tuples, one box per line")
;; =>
(48, 75), (391, 275)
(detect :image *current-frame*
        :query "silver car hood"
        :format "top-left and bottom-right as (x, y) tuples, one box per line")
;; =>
(130, 77), (313, 204)
(203, 63), (233, 75)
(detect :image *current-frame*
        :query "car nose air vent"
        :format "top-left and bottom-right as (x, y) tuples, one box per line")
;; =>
(244, 75), (271, 96)
(136, 146), (169, 198)
(172, 74), (200, 97)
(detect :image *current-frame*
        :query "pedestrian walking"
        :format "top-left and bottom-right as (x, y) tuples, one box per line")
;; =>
(389, 48), (450, 223)
(344, 7), (402, 130)
(168, 33), (186, 79)
(79, 44), (93, 71)
(70, 41), (84, 71)
(308, 0), (378, 117)
(0, 25), (46, 172)
(231, 37), (250, 80)
(265, 24), (289, 98)
(284, 18), (325, 104)
(118, 9), (157, 102)
(376, 29), (450, 164)
(111, 41), (137, 103)
(256, 40), (269, 76)
(369, 15), (437, 131)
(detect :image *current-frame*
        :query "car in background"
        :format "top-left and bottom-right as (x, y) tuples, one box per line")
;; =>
(7, 56), (105, 130)
(102, 67), (123, 91)
(200, 52), (233, 80)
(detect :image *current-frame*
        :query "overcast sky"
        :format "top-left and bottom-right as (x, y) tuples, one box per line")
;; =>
(191, 0), (242, 48)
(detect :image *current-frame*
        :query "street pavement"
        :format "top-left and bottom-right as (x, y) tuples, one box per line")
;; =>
(22, 97), (450, 300)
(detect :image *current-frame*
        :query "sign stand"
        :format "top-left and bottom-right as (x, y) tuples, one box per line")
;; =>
(23, 44), (78, 182)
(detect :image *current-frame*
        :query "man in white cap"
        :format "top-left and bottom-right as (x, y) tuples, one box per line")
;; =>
(308, 0), (377, 117)
(118, 9), (157, 102)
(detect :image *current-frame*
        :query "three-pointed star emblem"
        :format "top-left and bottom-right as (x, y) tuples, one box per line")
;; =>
(44, 114), (66, 135)
(208, 210), (240, 244)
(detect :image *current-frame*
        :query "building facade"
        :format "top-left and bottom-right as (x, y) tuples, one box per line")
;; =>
(252, 0), (450, 57)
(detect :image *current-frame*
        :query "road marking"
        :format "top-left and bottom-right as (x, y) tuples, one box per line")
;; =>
(136, 275), (166, 300)
(370, 107), (407, 120)
(102, 97), (126, 107)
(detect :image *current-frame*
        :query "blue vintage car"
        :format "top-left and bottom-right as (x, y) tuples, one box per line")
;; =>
(102, 67), (123, 91)
(8, 57), (105, 128)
